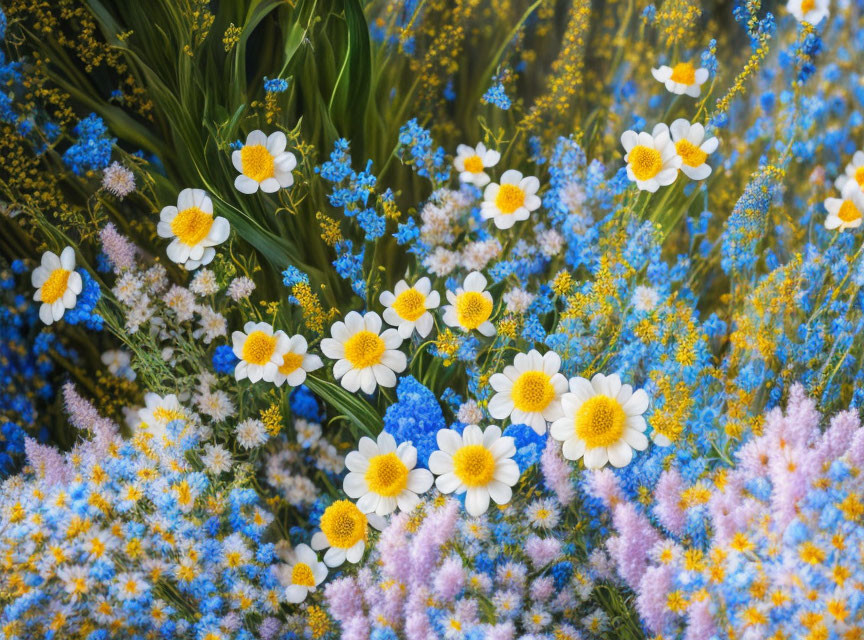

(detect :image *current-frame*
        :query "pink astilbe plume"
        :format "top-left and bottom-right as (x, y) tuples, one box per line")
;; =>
(586, 467), (624, 508)
(99, 222), (138, 272)
(605, 502), (660, 588)
(62, 383), (120, 455)
(540, 438), (574, 504)
(653, 468), (685, 535)
(24, 437), (72, 486)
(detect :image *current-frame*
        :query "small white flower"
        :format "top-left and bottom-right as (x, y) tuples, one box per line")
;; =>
(232, 130), (297, 194)
(481, 170), (542, 229)
(232, 321), (290, 383)
(457, 400), (483, 425)
(101, 350), (136, 381)
(454, 142), (500, 187)
(502, 287), (535, 314)
(31, 247), (82, 325)
(835, 150), (864, 193)
(101, 161), (136, 199)
(549, 373), (649, 469)
(668, 119), (718, 181)
(651, 62), (709, 97)
(488, 350), (568, 435)
(201, 443), (233, 474)
(442, 271), (496, 337)
(343, 432), (434, 516)
(631, 285), (660, 312)
(428, 424), (520, 516)
(310, 500), (385, 567)
(379, 277), (440, 339)
(320, 311), (406, 394)
(235, 418), (268, 449)
(787, 0), (829, 24)
(190, 269), (220, 296)
(824, 181), (864, 231)
(272, 334), (323, 388)
(621, 125), (681, 192)
(277, 544), (328, 604)
(157, 189), (230, 270)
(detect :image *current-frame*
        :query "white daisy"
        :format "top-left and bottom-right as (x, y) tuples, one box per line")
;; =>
(200, 443), (232, 474)
(232, 321), (290, 383)
(137, 392), (189, 441)
(668, 119), (719, 181)
(480, 170), (542, 229)
(379, 277), (440, 339)
(834, 150), (864, 193)
(824, 181), (864, 231)
(442, 271), (496, 337)
(488, 350), (568, 435)
(651, 62), (710, 97)
(235, 418), (268, 449)
(621, 124), (681, 192)
(787, 0), (829, 24)
(549, 373), (650, 469)
(343, 432), (434, 516)
(310, 500), (385, 567)
(157, 189), (230, 270)
(428, 424), (520, 516)
(232, 130), (297, 194)
(278, 544), (328, 604)
(631, 285), (660, 312)
(31, 247), (82, 325)
(272, 334), (323, 387)
(454, 142), (501, 187)
(320, 311), (406, 394)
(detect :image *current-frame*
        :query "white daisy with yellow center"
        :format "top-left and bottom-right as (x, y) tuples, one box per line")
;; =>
(651, 62), (709, 97)
(310, 499), (385, 567)
(232, 130), (297, 194)
(428, 424), (520, 516)
(137, 392), (189, 443)
(442, 271), (496, 337)
(31, 247), (82, 325)
(380, 277), (440, 339)
(454, 142), (501, 187)
(232, 321), (290, 383)
(480, 169), (542, 229)
(621, 125), (681, 193)
(343, 431), (434, 516)
(279, 543), (327, 604)
(787, 0), (829, 24)
(157, 189), (230, 270)
(549, 373), (649, 469)
(320, 311), (406, 394)
(488, 350), (569, 435)
(271, 334), (323, 388)
(668, 119), (719, 181)
(824, 181), (864, 231)
(835, 150), (864, 193)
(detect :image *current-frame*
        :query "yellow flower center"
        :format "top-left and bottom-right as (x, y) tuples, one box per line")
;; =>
(392, 288), (427, 321)
(452, 444), (496, 487)
(241, 144), (275, 182)
(291, 562), (316, 587)
(676, 139), (708, 168)
(838, 200), (862, 223)
(463, 154), (484, 173)
(629, 146), (663, 181)
(511, 370), (556, 413)
(364, 452), (409, 497)
(343, 330), (385, 368)
(854, 166), (864, 187)
(455, 291), (493, 330)
(574, 395), (626, 448)
(41, 268), (71, 304)
(801, 0), (815, 13)
(278, 351), (304, 376)
(152, 407), (185, 423)
(242, 331), (277, 366)
(171, 207), (214, 246)
(669, 62), (696, 85)
(495, 184), (526, 214)
(320, 500), (367, 549)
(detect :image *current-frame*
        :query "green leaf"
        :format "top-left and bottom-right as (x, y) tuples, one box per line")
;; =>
(304, 377), (381, 439)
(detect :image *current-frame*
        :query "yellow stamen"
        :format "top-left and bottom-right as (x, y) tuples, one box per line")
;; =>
(171, 207), (213, 246)
(495, 184), (526, 214)
(854, 166), (864, 187)
(320, 500), (367, 549)
(41, 269), (70, 304)
(392, 288), (426, 322)
(669, 62), (696, 85)
(279, 352), (304, 376)
(242, 331), (277, 366)
(628, 146), (663, 181)
(574, 395), (626, 448)
(452, 444), (495, 487)
(291, 562), (316, 587)
(241, 144), (275, 182)
(463, 155), (484, 173)
(676, 139), (708, 168)
(838, 200), (861, 223)
(455, 291), (493, 330)
(343, 330), (385, 368)
(511, 371), (555, 413)
(364, 452), (409, 497)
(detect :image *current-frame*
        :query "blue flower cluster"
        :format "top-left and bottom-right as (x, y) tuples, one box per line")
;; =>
(62, 113), (116, 175)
